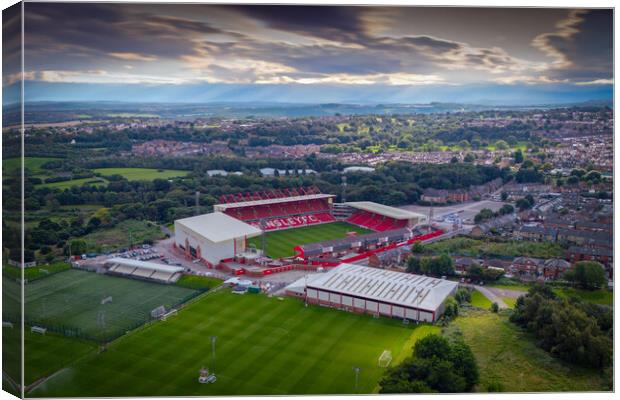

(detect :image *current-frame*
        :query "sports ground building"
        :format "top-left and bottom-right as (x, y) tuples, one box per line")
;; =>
(174, 187), (433, 269)
(285, 263), (458, 322)
(174, 212), (262, 266)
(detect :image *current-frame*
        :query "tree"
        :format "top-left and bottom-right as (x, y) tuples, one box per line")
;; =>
(491, 302), (499, 313)
(406, 257), (422, 274)
(474, 208), (495, 223)
(494, 140), (509, 150)
(64, 239), (88, 256)
(498, 204), (514, 215)
(584, 170), (601, 183)
(500, 191), (508, 201)
(411, 241), (424, 254)
(463, 153), (475, 163)
(454, 288), (471, 304)
(564, 261), (607, 290)
(380, 335), (479, 393)
(442, 296), (459, 319)
(513, 149), (524, 164)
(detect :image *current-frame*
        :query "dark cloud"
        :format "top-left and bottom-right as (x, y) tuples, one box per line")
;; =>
(222, 5), (367, 42)
(11, 4), (613, 87)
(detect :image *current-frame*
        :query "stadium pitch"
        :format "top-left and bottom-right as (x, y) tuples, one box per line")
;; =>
(20, 269), (198, 342)
(31, 290), (439, 396)
(247, 221), (372, 259)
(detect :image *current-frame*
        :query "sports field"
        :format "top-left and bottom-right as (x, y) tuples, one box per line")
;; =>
(22, 269), (198, 342)
(94, 167), (189, 181)
(3, 327), (96, 387)
(247, 222), (372, 259)
(31, 290), (438, 396)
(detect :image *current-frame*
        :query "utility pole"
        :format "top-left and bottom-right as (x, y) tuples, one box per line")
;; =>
(428, 201), (434, 234)
(195, 191), (200, 216)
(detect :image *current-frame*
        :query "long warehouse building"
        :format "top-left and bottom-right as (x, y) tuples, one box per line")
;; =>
(285, 264), (458, 322)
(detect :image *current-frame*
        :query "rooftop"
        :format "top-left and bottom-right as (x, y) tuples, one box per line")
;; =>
(105, 258), (184, 273)
(214, 193), (335, 210)
(345, 201), (427, 220)
(301, 263), (458, 311)
(175, 212), (262, 243)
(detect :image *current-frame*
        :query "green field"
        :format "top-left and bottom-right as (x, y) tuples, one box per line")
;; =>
(94, 167), (189, 181)
(247, 222), (372, 259)
(469, 290), (493, 309)
(3, 327), (96, 387)
(423, 237), (565, 259)
(554, 287), (613, 306)
(3, 157), (60, 175)
(175, 275), (223, 290)
(445, 311), (606, 392)
(31, 290), (438, 396)
(81, 219), (164, 253)
(38, 177), (108, 189)
(3, 262), (71, 282)
(16, 269), (198, 342)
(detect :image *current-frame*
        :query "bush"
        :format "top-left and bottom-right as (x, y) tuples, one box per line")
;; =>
(510, 287), (612, 368)
(490, 302), (499, 313)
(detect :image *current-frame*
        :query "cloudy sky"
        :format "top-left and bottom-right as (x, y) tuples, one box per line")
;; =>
(3, 3), (614, 104)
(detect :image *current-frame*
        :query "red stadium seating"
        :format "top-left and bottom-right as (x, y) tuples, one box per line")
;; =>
(346, 211), (407, 232)
(220, 189), (334, 231)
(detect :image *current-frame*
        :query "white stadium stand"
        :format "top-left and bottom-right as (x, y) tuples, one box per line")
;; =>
(104, 258), (184, 283)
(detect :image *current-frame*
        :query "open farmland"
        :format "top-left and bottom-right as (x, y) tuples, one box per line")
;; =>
(30, 290), (438, 396)
(246, 221), (372, 259)
(94, 167), (189, 181)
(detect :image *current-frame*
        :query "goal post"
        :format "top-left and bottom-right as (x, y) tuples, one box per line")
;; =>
(378, 350), (392, 368)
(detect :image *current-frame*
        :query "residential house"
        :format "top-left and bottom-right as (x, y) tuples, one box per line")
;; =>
(540, 259), (571, 279)
(515, 226), (557, 242)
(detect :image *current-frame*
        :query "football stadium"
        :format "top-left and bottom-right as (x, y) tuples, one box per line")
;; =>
(174, 186), (439, 276)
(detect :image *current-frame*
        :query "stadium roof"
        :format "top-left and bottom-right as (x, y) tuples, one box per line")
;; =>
(345, 201), (427, 220)
(105, 258), (184, 273)
(301, 263), (457, 312)
(175, 212), (262, 243)
(214, 193), (335, 210)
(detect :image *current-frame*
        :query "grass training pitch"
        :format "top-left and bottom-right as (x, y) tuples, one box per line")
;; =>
(31, 290), (438, 396)
(3, 327), (96, 387)
(18, 269), (198, 342)
(94, 167), (189, 181)
(247, 222), (372, 259)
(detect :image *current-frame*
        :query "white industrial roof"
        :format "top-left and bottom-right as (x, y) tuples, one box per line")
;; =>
(345, 201), (427, 220)
(105, 258), (184, 273)
(214, 193), (335, 211)
(302, 264), (457, 311)
(175, 212), (262, 243)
